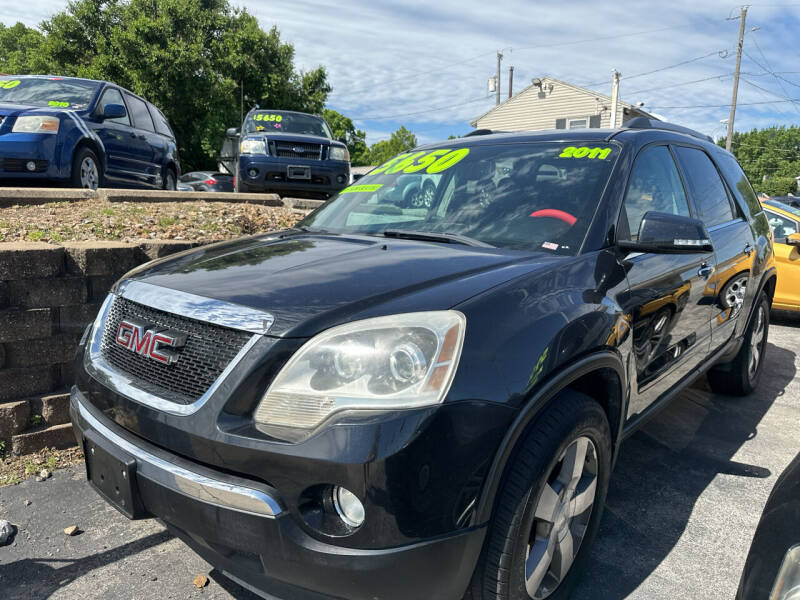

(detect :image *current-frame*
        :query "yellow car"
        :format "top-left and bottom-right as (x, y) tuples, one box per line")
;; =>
(762, 198), (800, 311)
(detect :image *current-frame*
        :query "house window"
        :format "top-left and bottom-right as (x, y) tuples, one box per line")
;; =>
(569, 117), (588, 129)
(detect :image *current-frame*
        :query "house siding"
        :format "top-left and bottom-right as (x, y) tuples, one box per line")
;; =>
(472, 78), (634, 132)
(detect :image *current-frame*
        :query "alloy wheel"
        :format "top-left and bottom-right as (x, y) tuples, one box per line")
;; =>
(80, 156), (99, 190)
(525, 436), (598, 599)
(725, 276), (748, 315)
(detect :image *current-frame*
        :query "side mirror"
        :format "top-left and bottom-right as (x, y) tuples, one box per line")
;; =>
(101, 103), (127, 120)
(618, 211), (714, 254)
(337, 136), (348, 145)
(787, 232), (800, 247)
(226, 127), (240, 138)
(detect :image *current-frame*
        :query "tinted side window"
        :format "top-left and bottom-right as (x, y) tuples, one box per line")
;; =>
(125, 94), (155, 132)
(764, 209), (798, 242)
(148, 104), (174, 138)
(714, 152), (761, 216)
(622, 145), (690, 240)
(673, 146), (736, 227)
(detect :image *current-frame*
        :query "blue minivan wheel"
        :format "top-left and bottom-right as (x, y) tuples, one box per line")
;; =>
(71, 147), (102, 190)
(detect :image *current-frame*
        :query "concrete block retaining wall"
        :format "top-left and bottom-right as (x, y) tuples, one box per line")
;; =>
(0, 239), (200, 454)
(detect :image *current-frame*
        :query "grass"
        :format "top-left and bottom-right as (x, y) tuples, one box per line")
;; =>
(26, 230), (45, 241)
(0, 473), (20, 486)
(24, 461), (38, 475)
(29, 414), (43, 427)
(101, 208), (116, 216)
(158, 216), (178, 227)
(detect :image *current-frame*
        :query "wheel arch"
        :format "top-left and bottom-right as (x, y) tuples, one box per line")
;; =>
(72, 137), (106, 176)
(473, 350), (627, 525)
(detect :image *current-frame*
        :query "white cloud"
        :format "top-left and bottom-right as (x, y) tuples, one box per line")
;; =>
(3, 0), (800, 144)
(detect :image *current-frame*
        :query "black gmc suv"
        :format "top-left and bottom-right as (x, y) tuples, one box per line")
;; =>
(70, 119), (775, 600)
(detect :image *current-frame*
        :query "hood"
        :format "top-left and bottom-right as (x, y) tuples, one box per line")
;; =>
(0, 103), (78, 117)
(124, 232), (562, 337)
(244, 131), (337, 146)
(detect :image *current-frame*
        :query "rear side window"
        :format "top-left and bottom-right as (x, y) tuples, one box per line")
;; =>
(98, 88), (130, 126)
(125, 94), (155, 132)
(714, 152), (761, 216)
(148, 104), (174, 138)
(673, 146), (737, 227)
(621, 145), (690, 240)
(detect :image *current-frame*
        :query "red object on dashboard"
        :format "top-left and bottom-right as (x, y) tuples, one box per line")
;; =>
(529, 209), (577, 225)
(205, 178), (218, 185)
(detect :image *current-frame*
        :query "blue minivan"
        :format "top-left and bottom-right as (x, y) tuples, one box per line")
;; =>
(0, 75), (180, 189)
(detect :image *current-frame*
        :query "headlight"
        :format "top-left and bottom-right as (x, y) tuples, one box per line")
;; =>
(240, 138), (267, 155)
(329, 146), (350, 161)
(254, 311), (466, 435)
(12, 115), (60, 134)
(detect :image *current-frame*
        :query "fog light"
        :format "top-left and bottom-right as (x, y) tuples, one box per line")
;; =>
(26, 161), (36, 172)
(247, 168), (258, 178)
(333, 486), (364, 527)
(337, 174), (345, 184)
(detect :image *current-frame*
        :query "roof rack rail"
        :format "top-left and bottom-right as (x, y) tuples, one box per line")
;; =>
(621, 117), (713, 143)
(464, 129), (496, 137)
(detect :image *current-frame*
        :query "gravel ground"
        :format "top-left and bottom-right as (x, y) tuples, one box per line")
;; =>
(1, 317), (798, 599)
(0, 199), (307, 243)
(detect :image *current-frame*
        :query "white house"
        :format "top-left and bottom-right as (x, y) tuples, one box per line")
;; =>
(471, 76), (656, 132)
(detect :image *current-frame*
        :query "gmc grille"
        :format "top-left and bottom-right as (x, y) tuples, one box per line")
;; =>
(269, 141), (324, 160)
(100, 296), (252, 404)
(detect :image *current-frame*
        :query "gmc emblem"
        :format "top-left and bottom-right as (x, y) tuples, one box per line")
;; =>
(115, 319), (186, 365)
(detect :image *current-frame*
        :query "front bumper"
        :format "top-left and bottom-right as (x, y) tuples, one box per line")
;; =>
(70, 387), (486, 600)
(0, 134), (66, 181)
(238, 155), (349, 195)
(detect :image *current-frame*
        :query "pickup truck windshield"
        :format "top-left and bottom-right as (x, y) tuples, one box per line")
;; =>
(244, 111), (332, 137)
(301, 142), (619, 254)
(0, 77), (98, 110)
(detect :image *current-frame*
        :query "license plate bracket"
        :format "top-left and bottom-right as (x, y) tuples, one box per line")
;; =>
(287, 165), (311, 180)
(84, 430), (145, 519)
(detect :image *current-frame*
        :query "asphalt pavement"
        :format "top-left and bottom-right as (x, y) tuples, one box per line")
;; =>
(1, 316), (799, 599)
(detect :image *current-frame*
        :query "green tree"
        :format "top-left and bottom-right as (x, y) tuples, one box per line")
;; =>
(19, 0), (330, 170)
(367, 126), (418, 165)
(719, 126), (800, 195)
(0, 23), (50, 73)
(322, 108), (369, 165)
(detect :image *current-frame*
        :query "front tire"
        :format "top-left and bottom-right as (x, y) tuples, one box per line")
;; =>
(470, 391), (612, 600)
(708, 291), (769, 396)
(71, 147), (102, 190)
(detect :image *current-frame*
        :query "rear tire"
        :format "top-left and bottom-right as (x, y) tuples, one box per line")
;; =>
(470, 391), (612, 600)
(71, 147), (102, 190)
(708, 292), (769, 396)
(163, 168), (177, 191)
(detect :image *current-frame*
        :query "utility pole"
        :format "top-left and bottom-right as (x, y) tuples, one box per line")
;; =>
(610, 70), (621, 128)
(726, 6), (748, 152)
(496, 51), (503, 106)
(508, 66), (514, 98)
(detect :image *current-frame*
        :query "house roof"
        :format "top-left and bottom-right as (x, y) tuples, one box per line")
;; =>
(470, 75), (656, 126)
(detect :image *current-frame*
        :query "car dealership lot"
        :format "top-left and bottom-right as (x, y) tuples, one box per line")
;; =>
(1, 316), (799, 600)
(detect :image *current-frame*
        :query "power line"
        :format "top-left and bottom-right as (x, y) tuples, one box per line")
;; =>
(749, 33), (800, 113)
(338, 22), (717, 98)
(651, 98), (800, 109)
(625, 73), (734, 96)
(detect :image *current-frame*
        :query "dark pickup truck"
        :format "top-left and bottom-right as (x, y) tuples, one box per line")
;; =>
(222, 109), (350, 198)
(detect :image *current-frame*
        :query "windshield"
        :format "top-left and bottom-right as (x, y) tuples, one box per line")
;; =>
(301, 142), (620, 254)
(244, 111), (332, 137)
(0, 77), (99, 110)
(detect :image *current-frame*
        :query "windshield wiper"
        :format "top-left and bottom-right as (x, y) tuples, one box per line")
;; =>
(381, 229), (495, 248)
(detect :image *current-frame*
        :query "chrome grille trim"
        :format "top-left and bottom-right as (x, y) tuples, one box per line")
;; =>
(84, 294), (262, 416)
(117, 280), (274, 334)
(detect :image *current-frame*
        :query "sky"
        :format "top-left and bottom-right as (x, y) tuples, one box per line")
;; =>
(3, 1), (800, 146)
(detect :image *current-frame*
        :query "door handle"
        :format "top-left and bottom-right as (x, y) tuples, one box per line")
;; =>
(698, 263), (714, 280)
(744, 243), (754, 257)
